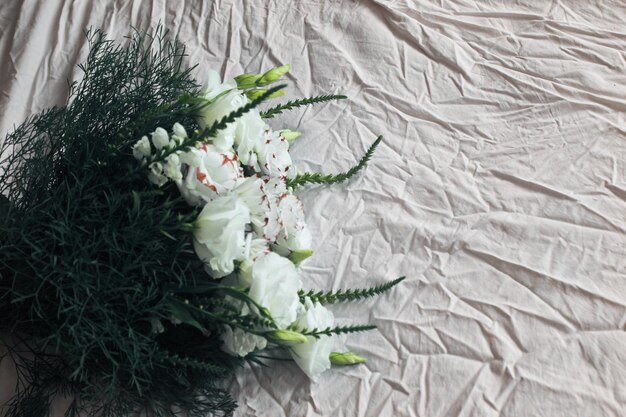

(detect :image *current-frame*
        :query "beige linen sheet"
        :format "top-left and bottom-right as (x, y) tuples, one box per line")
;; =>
(1, 1), (625, 416)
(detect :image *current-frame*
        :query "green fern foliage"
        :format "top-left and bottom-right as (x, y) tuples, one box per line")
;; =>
(259, 94), (347, 118)
(287, 135), (383, 189)
(299, 276), (405, 304)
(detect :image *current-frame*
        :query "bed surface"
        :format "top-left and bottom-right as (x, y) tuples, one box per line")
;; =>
(1, 1), (625, 416)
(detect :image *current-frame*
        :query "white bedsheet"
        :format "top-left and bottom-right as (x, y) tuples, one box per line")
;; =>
(1, 1), (625, 416)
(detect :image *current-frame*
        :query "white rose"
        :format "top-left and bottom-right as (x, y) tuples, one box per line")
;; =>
(151, 127), (170, 150)
(237, 233), (271, 288)
(203, 69), (237, 101)
(132, 136), (151, 160)
(178, 147), (202, 167)
(193, 194), (250, 278)
(290, 297), (335, 381)
(197, 70), (246, 151)
(234, 109), (265, 168)
(245, 252), (302, 328)
(255, 129), (295, 179)
(177, 144), (242, 206)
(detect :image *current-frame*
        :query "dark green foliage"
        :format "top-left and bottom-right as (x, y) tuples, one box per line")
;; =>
(286, 135), (383, 189)
(259, 94), (347, 119)
(299, 276), (405, 304)
(0, 27), (241, 417)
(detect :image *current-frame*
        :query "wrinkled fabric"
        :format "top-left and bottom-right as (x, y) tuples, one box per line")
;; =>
(1, 1), (625, 416)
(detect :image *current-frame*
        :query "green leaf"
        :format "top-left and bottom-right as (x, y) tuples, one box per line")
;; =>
(166, 298), (205, 332)
(289, 249), (313, 266)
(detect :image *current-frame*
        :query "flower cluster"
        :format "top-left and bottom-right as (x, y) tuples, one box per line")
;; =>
(133, 67), (338, 380)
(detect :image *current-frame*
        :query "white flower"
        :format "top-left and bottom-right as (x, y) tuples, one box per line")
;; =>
(264, 177), (287, 197)
(237, 233), (270, 287)
(163, 153), (182, 181)
(219, 300), (268, 357)
(244, 252), (302, 328)
(203, 69), (237, 102)
(197, 70), (246, 151)
(151, 127), (170, 150)
(233, 177), (282, 241)
(132, 136), (151, 160)
(193, 194), (250, 278)
(147, 162), (168, 186)
(176, 144), (242, 205)
(255, 129), (295, 179)
(273, 193), (312, 255)
(179, 146), (202, 167)
(172, 122), (188, 139)
(221, 325), (268, 357)
(290, 297), (335, 381)
(234, 109), (265, 168)
(274, 225), (313, 256)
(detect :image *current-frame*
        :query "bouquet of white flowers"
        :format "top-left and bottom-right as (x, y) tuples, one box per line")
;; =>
(0, 27), (402, 417)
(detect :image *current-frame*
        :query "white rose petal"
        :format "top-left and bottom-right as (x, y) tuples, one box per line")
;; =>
(290, 297), (335, 381)
(177, 144), (242, 206)
(192, 194), (250, 278)
(246, 252), (302, 328)
(274, 224), (313, 256)
(237, 233), (271, 288)
(179, 148), (202, 168)
(197, 70), (247, 151)
(221, 325), (267, 357)
(234, 109), (265, 168)
(203, 69), (237, 101)
(219, 299), (268, 357)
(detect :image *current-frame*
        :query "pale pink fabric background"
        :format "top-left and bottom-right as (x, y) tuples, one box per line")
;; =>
(1, 1), (625, 416)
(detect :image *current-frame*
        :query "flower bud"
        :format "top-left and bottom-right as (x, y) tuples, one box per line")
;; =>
(266, 329), (308, 346)
(245, 88), (285, 101)
(172, 122), (188, 139)
(258, 64), (292, 86)
(289, 248), (313, 266)
(329, 351), (367, 366)
(151, 127), (170, 150)
(280, 129), (302, 142)
(235, 73), (262, 89)
(132, 136), (152, 160)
